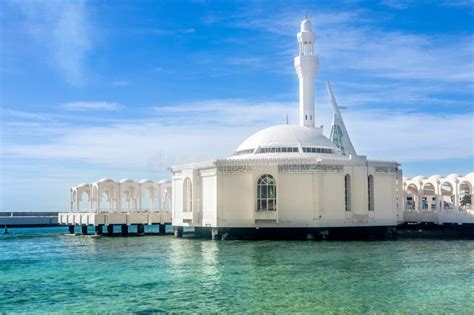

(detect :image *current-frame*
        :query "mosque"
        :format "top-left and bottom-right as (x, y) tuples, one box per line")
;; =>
(170, 18), (403, 239)
(60, 18), (473, 239)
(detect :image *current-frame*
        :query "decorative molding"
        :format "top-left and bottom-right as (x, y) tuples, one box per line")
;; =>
(218, 165), (255, 174)
(279, 164), (344, 173)
(375, 167), (398, 173)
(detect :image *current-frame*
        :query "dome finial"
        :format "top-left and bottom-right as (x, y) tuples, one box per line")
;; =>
(305, 11), (308, 20)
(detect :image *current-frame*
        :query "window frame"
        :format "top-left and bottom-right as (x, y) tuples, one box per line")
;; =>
(368, 175), (374, 211)
(344, 174), (351, 212)
(256, 174), (277, 212)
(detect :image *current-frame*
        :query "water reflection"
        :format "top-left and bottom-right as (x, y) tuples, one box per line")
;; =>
(2, 229), (474, 313)
(200, 241), (220, 293)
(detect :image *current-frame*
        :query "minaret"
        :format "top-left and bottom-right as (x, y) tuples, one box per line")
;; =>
(294, 17), (319, 128)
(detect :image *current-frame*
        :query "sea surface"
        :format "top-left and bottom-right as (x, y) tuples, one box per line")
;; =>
(1, 227), (473, 314)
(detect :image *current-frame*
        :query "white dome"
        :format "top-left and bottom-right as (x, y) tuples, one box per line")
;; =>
(301, 19), (312, 31)
(230, 124), (340, 158)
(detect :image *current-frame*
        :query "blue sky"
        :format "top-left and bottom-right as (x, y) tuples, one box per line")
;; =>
(1, 0), (473, 211)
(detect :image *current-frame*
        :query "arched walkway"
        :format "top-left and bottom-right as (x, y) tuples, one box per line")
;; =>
(404, 173), (473, 213)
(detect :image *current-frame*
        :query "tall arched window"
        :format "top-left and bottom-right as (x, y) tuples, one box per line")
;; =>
(257, 174), (277, 211)
(368, 175), (374, 211)
(183, 177), (192, 212)
(344, 174), (351, 211)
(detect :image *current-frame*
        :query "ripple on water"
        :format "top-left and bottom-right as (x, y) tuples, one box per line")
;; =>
(0, 227), (473, 313)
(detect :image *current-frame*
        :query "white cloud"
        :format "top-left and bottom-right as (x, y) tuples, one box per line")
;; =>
(344, 110), (474, 162)
(11, 0), (92, 85)
(156, 99), (296, 126)
(3, 99), (473, 171)
(1, 109), (54, 121)
(2, 99), (472, 211)
(380, 0), (412, 9)
(60, 101), (124, 111)
(440, 0), (474, 8)
(226, 8), (473, 84)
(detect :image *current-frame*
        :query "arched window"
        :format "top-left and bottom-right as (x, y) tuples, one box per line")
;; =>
(183, 178), (192, 212)
(368, 175), (374, 211)
(344, 174), (351, 211)
(257, 174), (277, 211)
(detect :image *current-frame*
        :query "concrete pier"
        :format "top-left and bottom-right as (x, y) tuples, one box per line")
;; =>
(121, 224), (129, 236)
(174, 226), (183, 238)
(0, 212), (58, 227)
(159, 224), (166, 235)
(137, 224), (145, 235)
(68, 225), (75, 234)
(211, 228), (221, 240)
(81, 225), (88, 235)
(95, 225), (103, 235)
(58, 211), (172, 237)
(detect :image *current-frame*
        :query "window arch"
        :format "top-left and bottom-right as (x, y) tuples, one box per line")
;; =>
(368, 175), (374, 211)
(257, 174), (277, 211)
(344, 174), (351, 211)
(183, 177), (192, 212)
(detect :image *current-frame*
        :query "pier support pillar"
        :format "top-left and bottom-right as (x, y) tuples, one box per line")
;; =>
(306, 233), (315, 240)
(121, 224), (129, 236)
(137, 224), (145, 235)
(81, 225), (88, 235)
(318, 229), (329, 240)
(174, 226), (183, 238)
(107, 225), (114, 235)
(95, 225), (103, 236)
(211, 228), (221, 240)
(68, 225), (75, 234)
(159, 224), (166, 235)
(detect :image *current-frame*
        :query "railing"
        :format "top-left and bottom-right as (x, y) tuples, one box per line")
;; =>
(0, 212), (58, 217)
(64, 208), (170, 214)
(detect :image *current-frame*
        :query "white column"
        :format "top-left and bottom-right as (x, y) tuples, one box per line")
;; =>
(434, 183), (440, 212)
(117, 185), (121, 213)
(70, 190), (74, 212)
(138, 186), (142, 211)
(97, 187), (101, 213)
(159, 186), (164, 211)
(454, 181), (460, 209)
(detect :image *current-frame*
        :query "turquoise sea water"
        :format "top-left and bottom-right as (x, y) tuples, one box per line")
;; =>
(1, 227), (473, 313)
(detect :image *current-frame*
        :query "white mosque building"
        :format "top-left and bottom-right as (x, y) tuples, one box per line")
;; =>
(170, 18), (403, 239)
(60, 18), (473, 239)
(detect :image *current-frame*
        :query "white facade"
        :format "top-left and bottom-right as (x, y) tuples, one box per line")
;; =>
(170, 18), (403, 233)
(171, 158), (402, 229)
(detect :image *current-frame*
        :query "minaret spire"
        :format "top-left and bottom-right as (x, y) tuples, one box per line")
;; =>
(294, 16), (319, 128)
